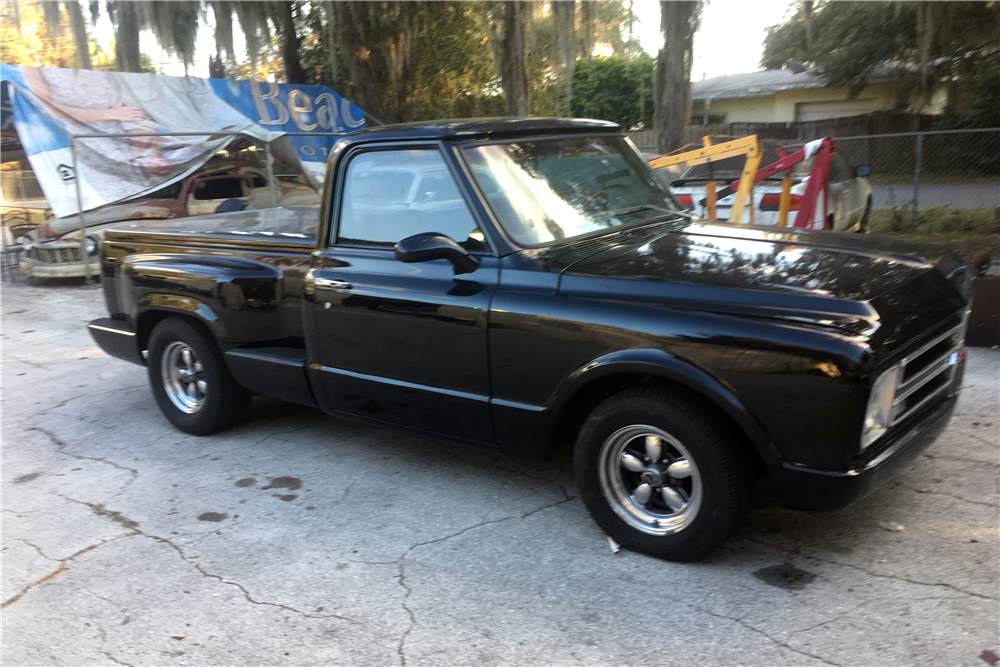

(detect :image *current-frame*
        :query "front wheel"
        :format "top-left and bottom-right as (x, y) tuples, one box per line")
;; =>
(148, 317), (249, 435)
(574, 386), (751, 561)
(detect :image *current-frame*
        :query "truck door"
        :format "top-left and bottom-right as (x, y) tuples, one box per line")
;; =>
(306, 146), (499, 446)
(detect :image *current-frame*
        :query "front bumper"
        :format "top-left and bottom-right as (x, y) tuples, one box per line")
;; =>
(20, 252), (99, 279)
(88, 317), (145, 366)
(770, 388), (958, 512)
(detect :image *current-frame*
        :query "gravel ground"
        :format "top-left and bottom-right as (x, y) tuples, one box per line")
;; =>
(2, 281), (998, 667)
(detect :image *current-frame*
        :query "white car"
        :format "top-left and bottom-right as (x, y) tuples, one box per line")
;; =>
(668, 144), (873, 233)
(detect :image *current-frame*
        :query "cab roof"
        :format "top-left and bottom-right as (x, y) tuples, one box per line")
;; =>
(345, 117), (620, 142)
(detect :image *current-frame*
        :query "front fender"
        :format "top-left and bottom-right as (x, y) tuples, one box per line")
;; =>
(494, 347), (781, 464)
(565, 349), (776, 456)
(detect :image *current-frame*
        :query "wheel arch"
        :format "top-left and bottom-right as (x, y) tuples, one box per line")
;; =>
(135, 297), (226, 355)
(545, 349), (778, 472)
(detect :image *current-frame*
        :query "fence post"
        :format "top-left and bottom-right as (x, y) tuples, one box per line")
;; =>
(911, 132), (924, 231)
(264, 141), (277, 208)
(72, 137), (93, 286)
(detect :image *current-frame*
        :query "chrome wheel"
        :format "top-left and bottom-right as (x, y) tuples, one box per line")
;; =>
(598, 425), (702, 535)
(161, 341), (207, 414)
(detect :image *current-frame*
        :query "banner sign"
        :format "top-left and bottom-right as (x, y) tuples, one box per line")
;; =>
(209, 79), (364, 178)
(0, 65), (364, 217)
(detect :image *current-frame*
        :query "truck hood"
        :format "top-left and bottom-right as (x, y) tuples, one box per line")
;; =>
(557, 220), (969, 334)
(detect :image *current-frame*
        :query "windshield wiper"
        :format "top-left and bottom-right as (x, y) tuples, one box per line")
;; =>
(595, 204), (687, 220)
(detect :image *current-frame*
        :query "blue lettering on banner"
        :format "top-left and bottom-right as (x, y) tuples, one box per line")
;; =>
(209, 78), (365, 164)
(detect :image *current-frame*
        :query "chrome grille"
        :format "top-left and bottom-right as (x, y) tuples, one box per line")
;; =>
(890, 324), (964, 426)
(30, 247), (81, 264)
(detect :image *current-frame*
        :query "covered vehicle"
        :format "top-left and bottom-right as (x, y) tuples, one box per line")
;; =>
(669, 142), (873, 232)
(19, 158), (318, 279)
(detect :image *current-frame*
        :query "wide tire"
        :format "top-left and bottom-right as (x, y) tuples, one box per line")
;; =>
(147, 317), (249, 435)
(574, 385), (751, 562)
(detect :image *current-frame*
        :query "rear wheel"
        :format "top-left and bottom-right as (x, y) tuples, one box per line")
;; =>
(574, 386), (751, 561)
(148, 317), (249, 435)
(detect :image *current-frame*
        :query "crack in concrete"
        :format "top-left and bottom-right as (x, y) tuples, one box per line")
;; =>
(897, 482), (997, 508)
(794, 600), (870, 634)
(60, 495), (360, 624)
(673, 597), (842, 666)
(1, 533), (134, 608)
(31, 395), (81, 417)
(178, 425), (315, 465)
(391, 495), (577, 666)
(741, 536), (999, 601)
(101, 650), (133, 667)
(490, 457), (575, 502)
(396, 562), (416, 667)
(13, 538), (59, 562)
(149, 534), (359, 625)
(27, 427), (140, 482)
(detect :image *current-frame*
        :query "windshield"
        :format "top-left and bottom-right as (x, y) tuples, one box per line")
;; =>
(461, 136), (684, 246)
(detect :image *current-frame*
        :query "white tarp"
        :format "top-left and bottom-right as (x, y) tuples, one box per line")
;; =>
(0, 66), (365, 217)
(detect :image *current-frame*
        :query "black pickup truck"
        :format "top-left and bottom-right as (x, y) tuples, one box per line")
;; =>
(88, 118), (973, 561)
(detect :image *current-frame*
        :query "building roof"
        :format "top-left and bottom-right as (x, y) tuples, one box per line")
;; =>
(692, 69), (827, 101)
(691, 64), (909, 102)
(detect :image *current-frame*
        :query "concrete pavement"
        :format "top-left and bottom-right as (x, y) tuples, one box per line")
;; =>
(2, 282), (997, 666)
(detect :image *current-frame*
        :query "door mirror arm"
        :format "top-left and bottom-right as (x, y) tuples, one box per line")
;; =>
(395, 232), (481, 275)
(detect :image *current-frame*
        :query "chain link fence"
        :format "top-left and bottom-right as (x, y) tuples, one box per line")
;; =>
(834, 128), (1000, 220)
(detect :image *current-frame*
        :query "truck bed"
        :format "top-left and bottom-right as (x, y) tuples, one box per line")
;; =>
(100, 207), (321, 348)
(104, 206), (320, 251)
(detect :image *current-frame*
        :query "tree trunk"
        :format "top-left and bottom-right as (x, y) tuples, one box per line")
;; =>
(40, 1), (60, 39)
(114, 1), (142, 73)
(66, 1), (91, 69)
(916, 1), (936, 108)
(273, 0), (306, 84)
(554, 0), (576, 115)
(655, 1), (698, 153)
(802, 1), (813, 61)
(500, 1), (529, 116)
(332, 1), (388, 124)
(578, 0), (594, 59)
(325, 1), (338, 85)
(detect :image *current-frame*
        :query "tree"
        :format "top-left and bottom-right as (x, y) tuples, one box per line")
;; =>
(655, 0), (700, 153)
(552, 0), (577, 115)
(328, 1), (388, 122)
(272, 0), (306, 84)
(571, 55), (654, 128)
(1, 1), (78, 68)
(65, 1), (90, 69)
(107, 1), (141, 72)
(499, 1), (529, 116)
(762, 2), (1000, 103)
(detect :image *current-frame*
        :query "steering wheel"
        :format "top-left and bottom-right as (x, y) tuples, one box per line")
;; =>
(580, 190), (609, 212)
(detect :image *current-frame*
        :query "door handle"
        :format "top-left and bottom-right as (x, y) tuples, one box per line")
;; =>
(314, 277), (353, 291)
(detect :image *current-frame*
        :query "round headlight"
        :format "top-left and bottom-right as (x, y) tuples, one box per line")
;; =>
(85, 236), (98, 255)
(22, 242), (32, 252)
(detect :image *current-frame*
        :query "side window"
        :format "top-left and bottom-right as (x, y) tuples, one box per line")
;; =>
(251, 174), (267, 188)
(829, 153), (853, 182)
(337, 149), (482, 248)
(192, 177), (245, 201)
